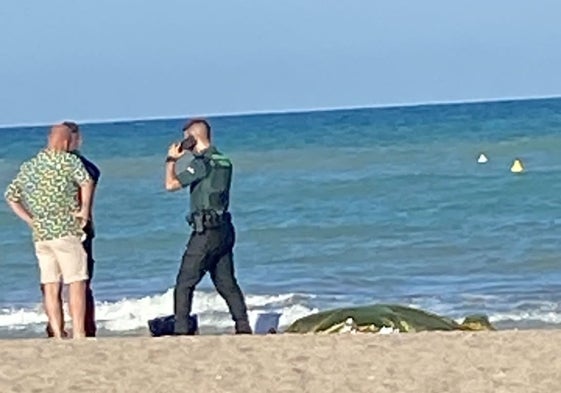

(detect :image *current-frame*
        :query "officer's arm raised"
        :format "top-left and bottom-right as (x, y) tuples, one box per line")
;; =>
(165, 158), (207, 192)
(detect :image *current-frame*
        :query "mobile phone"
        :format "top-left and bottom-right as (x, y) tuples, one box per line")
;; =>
(179, 135), (196, 152)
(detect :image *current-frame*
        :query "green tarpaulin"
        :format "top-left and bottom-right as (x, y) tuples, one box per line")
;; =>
(284, 304), (494, 334)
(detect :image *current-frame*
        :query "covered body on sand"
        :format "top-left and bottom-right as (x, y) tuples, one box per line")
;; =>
(283, 304), (495, 334)
(147, 304), (494, 336)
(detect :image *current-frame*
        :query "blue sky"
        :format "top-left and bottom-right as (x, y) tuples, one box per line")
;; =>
(1, 0), (560, 126)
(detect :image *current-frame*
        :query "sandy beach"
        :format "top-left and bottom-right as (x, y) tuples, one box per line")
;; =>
(0, 330), (559, 393)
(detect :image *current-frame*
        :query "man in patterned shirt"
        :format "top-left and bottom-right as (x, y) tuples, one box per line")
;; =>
(42, 121), (101, 338)
(4, 124), (94, 339)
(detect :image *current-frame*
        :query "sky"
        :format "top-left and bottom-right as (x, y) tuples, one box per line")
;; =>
(1, 0), (560, 126)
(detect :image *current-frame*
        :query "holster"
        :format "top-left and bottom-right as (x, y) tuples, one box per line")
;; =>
(187, 210), (230, 233)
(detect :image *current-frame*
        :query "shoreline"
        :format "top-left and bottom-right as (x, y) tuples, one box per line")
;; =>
(0, 329), (560, 392)
(1, 320), (561, 341)
(1, 319), (561, 340)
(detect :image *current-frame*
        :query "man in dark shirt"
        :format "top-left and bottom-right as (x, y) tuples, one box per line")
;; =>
(165, 119), (252, 335)
(43, 121), (101, 337)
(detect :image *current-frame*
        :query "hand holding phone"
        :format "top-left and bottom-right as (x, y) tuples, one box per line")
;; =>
(179, 135), (196, 152)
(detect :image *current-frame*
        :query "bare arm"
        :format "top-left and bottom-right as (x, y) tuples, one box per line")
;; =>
(69, 154), (93, 225)
(4, 169), (32, 226)
(89, 184), (97, 218)
(165, 160), (182, 191)
(6, 200), (33, 227)
(79, 179), (94, 221)
(80, 157), (100, 219)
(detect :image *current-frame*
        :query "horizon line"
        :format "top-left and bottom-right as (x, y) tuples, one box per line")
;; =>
(1, 93), (560, 130)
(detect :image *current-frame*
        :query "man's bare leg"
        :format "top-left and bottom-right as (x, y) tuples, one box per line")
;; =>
(55, 283), (66, 335)
(42, 283), (68, 338)
(68, 280), (87, 338)
(43, 283), (64, 339)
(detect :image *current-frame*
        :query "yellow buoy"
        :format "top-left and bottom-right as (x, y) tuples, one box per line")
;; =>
(510, 158), (524, 173)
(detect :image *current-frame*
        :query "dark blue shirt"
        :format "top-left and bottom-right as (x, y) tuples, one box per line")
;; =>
(74, 151), (101, 185)
(72, 150), (100, 239)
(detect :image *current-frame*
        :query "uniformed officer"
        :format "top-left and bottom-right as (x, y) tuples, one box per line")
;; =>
(164, 119), (252, 335)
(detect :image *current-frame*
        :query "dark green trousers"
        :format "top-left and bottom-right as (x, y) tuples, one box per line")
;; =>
(173, 220), (252, 334)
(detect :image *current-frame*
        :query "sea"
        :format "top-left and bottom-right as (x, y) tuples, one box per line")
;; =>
(1, 97), (561, 338)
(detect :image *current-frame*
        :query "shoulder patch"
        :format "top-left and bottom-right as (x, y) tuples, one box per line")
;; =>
(210, 154), (232, 167)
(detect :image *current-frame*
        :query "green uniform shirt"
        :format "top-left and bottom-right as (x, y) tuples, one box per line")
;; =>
(177, 145), (233, 216)
(4, 149), (92, 242)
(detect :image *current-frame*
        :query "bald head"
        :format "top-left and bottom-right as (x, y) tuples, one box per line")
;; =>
(47, 124), (72, 151)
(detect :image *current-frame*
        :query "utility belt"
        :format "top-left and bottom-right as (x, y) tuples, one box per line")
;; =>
(187, 210), (231, 233)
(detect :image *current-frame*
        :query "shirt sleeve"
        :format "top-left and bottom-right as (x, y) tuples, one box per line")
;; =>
(4, 164), (25, 202)
(4, 178), (22, 202)
(69, 154), (92, 185)
(177, 158), (208, 187)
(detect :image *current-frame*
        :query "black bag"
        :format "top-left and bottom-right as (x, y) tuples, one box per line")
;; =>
(147, 314), (198, 336)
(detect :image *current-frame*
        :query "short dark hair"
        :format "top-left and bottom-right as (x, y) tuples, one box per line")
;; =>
(62, 121), (79, 134)
(182, 118), (211, 139)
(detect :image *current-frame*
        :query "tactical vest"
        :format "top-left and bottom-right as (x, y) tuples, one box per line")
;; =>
(189, 148), (232, 215)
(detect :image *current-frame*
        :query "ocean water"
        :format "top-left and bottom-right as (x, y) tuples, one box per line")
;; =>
(1, 97), (561, 337)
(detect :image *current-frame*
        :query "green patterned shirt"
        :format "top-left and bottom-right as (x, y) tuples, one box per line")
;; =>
(4, 149), (92, 242)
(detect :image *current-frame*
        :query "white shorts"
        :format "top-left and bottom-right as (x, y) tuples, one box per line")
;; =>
(34, 235), (89, 284)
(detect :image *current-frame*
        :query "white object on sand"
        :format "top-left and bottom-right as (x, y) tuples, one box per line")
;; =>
(340, 317), (357, 334)
(378, 326), (400, 335)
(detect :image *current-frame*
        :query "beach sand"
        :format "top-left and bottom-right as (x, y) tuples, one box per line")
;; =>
(0, 330), (559, 392)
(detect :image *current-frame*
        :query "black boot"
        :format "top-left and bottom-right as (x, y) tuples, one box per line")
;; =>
(235, 320), (252, 334)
